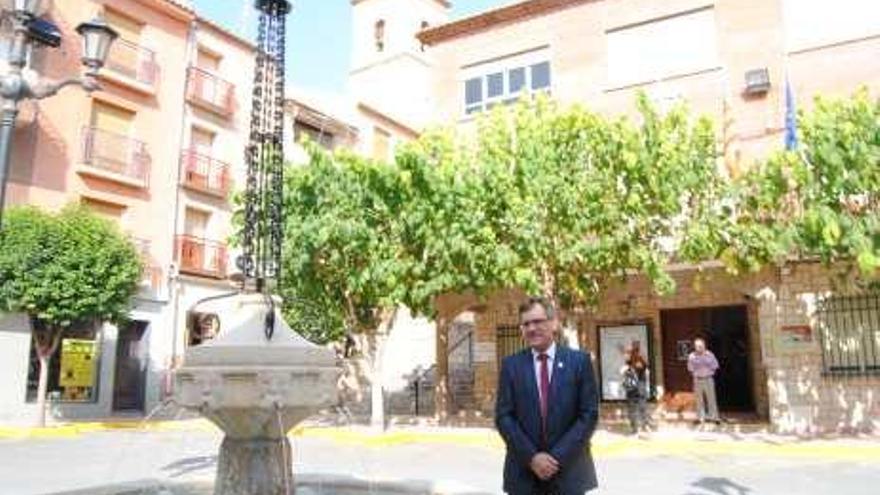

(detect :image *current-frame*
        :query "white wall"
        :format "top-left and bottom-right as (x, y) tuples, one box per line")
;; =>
(381, 307), (436, 392)
(0, 313), (35, 424)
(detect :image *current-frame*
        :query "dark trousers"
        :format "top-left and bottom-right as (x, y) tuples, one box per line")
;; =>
(626, 383), (649, 432)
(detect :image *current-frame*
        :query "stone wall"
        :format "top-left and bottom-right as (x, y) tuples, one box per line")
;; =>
(763, 263), (880, 435)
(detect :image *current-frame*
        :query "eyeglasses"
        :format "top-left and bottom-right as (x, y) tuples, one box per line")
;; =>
(520, 318), (548, 329)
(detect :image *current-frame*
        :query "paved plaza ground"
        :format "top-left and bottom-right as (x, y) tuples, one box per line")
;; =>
(0, 421), (878, 495)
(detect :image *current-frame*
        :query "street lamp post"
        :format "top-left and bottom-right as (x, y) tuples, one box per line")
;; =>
(0, 1), (118, 228)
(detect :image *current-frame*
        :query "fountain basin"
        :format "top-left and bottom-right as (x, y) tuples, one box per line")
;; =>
(173, 293), (339, 494)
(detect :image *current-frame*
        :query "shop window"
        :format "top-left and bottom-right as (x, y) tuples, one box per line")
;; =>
(26, 320), (101, 403)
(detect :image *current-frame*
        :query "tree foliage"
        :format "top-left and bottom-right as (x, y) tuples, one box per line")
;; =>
(0, 205), (142, 326)
(684, 88), (880, 280)
(281, 145), (410, 342)
(282, 94), (723, 335)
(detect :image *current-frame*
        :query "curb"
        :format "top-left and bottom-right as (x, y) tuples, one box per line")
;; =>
(3, 421), (879, 462)
(0, 418), (214, 439)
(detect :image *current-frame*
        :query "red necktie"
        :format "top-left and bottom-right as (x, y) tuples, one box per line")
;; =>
(538, 353), (550, 423)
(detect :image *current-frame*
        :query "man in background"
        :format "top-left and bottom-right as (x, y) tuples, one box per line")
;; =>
(687, 337), (721, 425)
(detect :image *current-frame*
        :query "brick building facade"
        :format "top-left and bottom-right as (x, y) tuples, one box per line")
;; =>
(343, 0), (880, 434)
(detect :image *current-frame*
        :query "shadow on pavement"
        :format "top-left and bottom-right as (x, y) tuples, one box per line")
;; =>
(160, 455), (217, 478)
(686, 476), (752, 495)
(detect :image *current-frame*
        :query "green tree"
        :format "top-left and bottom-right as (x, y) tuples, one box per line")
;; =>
(0, 206), (142, 426)
(282, 144), (413, 428)
(685, 88), (880, 282)
(406, 94), (723, 312)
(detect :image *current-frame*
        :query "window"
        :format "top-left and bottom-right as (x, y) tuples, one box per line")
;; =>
(91, 100), (135, 135)
(461, 48), (552, 115)
(816, 294), (880, 374)
(530, 62), (551, 90)
(105, 9), (142, 44)
(81, 197), (126, 224)
(196, 48), (221, 73)
(184, 207), (210, 237)
(783, 0), (880, 52)
(509, 67), (526, 93)
(26, 320), (101, 403)
(191, 127), (215, 156)
(372, 126), (391, 161)
(294, 120), (335, 150)
(375, 19), (385, 52)
(606, 7), (718, 86)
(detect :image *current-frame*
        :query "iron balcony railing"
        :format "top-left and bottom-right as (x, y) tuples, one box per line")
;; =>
(176, 235), (227, 279)
(186, 67), (235, 115)
(180, 149), (231, 197)
(81, 127), (150, 187)
(105, 38), (159, 87)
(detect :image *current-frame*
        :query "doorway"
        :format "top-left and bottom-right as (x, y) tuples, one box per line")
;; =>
(660, 306), (752, 412)
(112, 320), (149, 412)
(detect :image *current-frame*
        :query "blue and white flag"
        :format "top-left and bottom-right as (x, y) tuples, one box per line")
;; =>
(784, 78), (798, 151)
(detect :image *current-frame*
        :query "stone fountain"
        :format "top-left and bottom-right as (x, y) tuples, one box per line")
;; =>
(173, 294), (337, 494)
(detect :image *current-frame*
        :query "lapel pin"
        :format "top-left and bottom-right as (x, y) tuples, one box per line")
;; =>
(558, 362), (564, 369)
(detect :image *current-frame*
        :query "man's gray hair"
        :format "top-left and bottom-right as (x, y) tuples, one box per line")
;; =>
(518, 296), (556, 319)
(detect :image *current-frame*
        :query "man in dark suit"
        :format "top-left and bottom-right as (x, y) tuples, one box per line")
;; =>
(496, 297), (599, 494)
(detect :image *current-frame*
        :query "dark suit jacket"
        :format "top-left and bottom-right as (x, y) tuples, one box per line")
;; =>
(495, 346), (599, 495)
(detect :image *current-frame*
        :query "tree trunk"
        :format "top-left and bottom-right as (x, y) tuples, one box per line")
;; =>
(35, 354), (50, 427)
(368, 307), (398, 431)
(34, 328), (62, 427)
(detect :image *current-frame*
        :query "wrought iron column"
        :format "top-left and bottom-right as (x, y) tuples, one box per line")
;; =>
(238, 0), (290, 297)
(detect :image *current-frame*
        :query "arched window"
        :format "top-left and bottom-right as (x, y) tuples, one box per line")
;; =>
(375, 19), (385, 52)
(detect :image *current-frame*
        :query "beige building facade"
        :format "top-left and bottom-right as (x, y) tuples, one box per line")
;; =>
(0, 0), (256, 423)
(347, 0), (880, 433)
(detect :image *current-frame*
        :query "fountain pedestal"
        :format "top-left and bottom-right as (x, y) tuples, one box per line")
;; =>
(174, 294), (338, 495)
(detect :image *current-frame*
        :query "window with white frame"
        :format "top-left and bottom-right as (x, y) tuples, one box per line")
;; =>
(783, 0), (880, 52)
(606, 7), (718, 87)
(462, 48), (552, 115)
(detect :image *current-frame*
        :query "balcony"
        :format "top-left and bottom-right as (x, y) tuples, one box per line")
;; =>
(186, 67), (235, 116)
(176, 235), (227, 279)
(180, 149), (231, 198)
(103, 38), (159, 92)
(80, 127), (150, 188)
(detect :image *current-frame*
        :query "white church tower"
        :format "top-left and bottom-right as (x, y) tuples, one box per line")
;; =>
(348, 0), (449, 130)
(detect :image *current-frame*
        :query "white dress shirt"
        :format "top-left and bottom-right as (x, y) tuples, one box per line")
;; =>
(531, 342), (557, 403)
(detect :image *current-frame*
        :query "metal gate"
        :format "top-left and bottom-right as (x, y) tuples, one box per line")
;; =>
(448, 320), (475, 413)
(496, 325), (527, 369)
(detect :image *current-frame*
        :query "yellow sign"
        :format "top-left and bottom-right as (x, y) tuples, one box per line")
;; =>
(59, 339), (96, 388)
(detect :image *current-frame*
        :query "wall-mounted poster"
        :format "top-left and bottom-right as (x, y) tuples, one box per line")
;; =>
(598, 324), (650, 401)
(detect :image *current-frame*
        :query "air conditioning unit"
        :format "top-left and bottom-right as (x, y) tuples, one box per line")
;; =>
(744, 68), (771, 96)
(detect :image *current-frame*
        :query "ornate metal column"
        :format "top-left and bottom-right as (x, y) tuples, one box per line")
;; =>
(238, 0), (290, 297)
